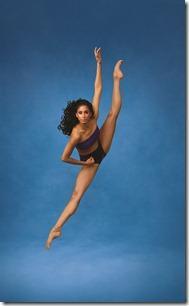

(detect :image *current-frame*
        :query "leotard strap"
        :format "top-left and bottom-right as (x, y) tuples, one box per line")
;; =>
(76, 126), (100, 150)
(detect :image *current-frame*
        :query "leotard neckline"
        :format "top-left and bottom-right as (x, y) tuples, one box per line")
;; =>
(76, 126), (100, 150)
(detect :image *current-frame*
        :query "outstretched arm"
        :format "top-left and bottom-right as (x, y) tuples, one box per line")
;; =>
(92, 47), (102, 119)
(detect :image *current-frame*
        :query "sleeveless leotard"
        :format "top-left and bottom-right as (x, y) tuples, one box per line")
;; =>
(76, 126), (100, 150)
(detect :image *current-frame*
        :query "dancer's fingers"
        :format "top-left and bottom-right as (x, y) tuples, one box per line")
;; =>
(94, 47), (101, 54)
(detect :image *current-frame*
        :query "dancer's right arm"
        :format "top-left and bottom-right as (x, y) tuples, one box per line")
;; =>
(61, 131), (94, 166)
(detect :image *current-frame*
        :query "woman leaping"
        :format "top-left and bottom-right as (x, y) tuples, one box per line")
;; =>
(45, 47), (124, 249)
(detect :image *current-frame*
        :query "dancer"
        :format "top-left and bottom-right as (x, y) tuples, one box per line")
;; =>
(45, 47), (124, 249)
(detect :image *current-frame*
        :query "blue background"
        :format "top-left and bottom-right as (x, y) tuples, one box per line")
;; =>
(0, 0), (186, 302)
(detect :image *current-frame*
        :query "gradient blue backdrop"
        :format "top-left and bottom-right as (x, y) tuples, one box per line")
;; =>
(0, 0), (186, 302)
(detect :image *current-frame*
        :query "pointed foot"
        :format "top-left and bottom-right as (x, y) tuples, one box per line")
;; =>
(45, 226), (62, 250)
(113, 60), (124, 79)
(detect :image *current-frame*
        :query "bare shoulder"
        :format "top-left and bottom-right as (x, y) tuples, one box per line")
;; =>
(70, 126), (82, 141)
(71, 118), (98, 143)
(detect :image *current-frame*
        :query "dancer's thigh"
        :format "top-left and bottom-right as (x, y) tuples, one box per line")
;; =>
(99, 111), (118, 154)
(73, 164), (99, 198)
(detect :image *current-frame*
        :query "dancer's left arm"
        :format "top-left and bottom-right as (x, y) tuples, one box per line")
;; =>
(92, 47), (102, 119)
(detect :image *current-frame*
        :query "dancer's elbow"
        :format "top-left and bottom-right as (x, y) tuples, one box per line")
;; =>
(61, 154), (69, 162)
(94, 86), (102, 95)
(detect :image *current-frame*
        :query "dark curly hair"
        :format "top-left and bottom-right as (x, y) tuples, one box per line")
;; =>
(57, 98), (95, 135)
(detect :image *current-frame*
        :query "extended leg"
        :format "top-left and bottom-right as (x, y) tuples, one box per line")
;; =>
(45, 164), (99, 249)
(99, 60), (124, 153)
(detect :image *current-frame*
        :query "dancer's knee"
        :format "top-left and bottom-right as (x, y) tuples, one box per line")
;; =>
(71, 189), (82, 201)
(69, 190), (82, 213)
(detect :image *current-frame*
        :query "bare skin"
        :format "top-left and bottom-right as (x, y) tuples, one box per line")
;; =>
(45, 48), (124, 249)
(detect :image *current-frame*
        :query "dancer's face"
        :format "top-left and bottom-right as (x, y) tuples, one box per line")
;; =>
(76, 105), (92, 124)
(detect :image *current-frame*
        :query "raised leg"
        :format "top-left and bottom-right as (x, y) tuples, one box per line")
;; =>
(99, 60), (124, 154)
(45, 164), (99, 249)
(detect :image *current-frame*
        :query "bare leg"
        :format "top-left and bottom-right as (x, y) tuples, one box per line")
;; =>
(45, 164), (99, 249)
(99, 60), (124, 153)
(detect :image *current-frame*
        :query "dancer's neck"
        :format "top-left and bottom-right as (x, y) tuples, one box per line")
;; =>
(79, 122), (90, 130)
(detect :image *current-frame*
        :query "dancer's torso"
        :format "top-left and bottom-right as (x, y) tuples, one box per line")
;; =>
(73, 118), (100, 155)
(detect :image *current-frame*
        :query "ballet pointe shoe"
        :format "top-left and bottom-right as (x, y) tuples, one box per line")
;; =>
(45, 225), (62, 249)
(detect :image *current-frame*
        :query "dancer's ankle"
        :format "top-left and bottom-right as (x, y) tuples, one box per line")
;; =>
(53, 224), (62, 231)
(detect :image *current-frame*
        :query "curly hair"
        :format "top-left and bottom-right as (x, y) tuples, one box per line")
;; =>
(57, 98), (95, 135)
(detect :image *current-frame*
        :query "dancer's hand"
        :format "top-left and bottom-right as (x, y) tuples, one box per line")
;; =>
(94, 47), (102, 64)
(85, 156), (95, 166)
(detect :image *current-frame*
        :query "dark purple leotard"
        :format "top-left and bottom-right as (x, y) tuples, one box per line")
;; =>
(76, 126), (106, 164)
(76, 126), (100, 150)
